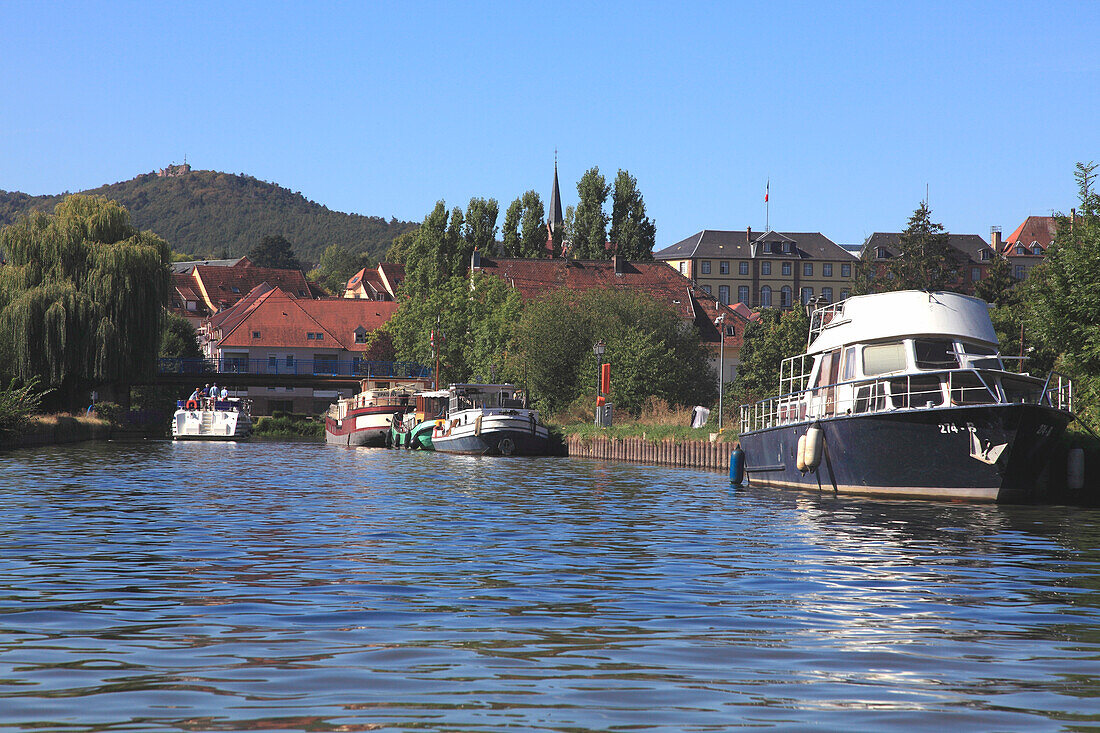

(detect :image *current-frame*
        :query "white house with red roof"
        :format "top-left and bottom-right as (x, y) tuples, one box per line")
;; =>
(343, 262), (405, 300)
(992, 216), (1056, 281)
(202, 285), (399, 414)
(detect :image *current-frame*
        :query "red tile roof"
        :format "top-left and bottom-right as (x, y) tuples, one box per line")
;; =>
(192, 265), (312, 310)
(1004, 216), (1056, 254)
(216, 288), (398, 351)
(473, 257), (748, 348)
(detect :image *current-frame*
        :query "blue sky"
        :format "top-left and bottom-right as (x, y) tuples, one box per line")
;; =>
(2, 1), (1098, 250)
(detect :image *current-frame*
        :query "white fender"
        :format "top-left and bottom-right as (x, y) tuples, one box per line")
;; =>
(796, 434), (808, 472)
(805, 426), (824, 471)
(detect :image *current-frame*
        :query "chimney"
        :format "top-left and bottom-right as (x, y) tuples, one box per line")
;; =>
(990, 226), (1002, 251)
(746, 226), (752, 244)
(613, 254), (625, 275)
(471, 248), (481, 270)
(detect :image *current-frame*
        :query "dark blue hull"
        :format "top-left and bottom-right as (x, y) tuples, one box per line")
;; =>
(739, 403), (1072, 502)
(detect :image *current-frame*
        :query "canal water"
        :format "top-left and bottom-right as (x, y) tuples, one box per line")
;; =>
(2, 441), (1100, 732)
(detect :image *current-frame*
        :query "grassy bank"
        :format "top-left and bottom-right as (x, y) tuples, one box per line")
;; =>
(253, 412), (324, 439)
(1, 414), (110, 449)
(548, 397), (737, 444)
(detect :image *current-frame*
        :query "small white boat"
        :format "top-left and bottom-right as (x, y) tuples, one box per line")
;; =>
(171, 398), (253, 441)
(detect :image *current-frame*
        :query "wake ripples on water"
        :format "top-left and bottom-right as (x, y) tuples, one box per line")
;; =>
(1, 441), (1099, 731)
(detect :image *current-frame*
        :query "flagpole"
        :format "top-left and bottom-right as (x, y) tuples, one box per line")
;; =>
(765, 179), (770, 231)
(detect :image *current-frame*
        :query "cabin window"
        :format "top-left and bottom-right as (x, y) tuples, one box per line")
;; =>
(842, 346), (857, 381)
(950, 372), (996, 405)
(914, 339), (960, 370)
(888, 375), (944, 409)
(960, 343), (1001, 370)
(863, 342), (906, 376)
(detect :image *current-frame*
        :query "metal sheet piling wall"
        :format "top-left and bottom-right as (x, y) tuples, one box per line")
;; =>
(566, 435), (736, 472)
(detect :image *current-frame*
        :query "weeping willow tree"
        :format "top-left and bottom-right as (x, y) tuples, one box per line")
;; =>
(0, 195), (170, 408)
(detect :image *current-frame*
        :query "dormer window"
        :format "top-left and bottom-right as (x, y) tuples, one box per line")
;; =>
(231, 286), (240, 294)
(1032, 245), (1042, 255)
(1015, 245), (1025, 255)
(252, 331), (261, 339)
(354, 328), (368, 344)
(298, 289), (308, 297)
(763, 242), (772, 254)
(876, 247), (888, 259)
(787, 242), (796, 254)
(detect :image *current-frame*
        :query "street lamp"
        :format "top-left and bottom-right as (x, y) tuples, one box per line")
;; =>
(714, 314), (725, 432)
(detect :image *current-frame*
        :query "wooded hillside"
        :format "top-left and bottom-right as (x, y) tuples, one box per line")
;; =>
(0, 169), (417, 264)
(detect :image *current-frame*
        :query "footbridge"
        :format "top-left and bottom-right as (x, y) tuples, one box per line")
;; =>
(145, 358), (433, 392)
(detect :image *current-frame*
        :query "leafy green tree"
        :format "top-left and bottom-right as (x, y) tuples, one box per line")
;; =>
(609, 169), (656, 260)
(464, 197), (499, 256)
(501, 198), (522, 257)
(160, 313), (203, 359)
(247, 234), (303, 270)
(446, 206), (466, 275)
(519, 190), (546, 258)
(851, 246), (886, 296)
(889, 202), (967, 291)
(974, 252), (1016, 307)
(0, 195), (171, 408)
(731, 308), (809, 404)
(402, 202), (452, 291)
(308, 243), (361, 295)
(1025, 161), (1100, 428)
(387, 274), (522, 384)
(510, 288), (715, 414)
(571, 167), (610, 259)
(385, 229), (417, 264)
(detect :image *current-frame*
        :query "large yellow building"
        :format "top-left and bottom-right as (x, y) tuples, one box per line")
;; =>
(654, 228), (857, 309)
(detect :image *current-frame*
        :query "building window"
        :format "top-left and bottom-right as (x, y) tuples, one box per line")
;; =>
(801, 287), (813, 305)
(1015, 245), (1025, 255)
(701, 284), (712, 295)
(840, 289), (850, 300)
(761, 262), (771, 275)
(1015, 265), (1025, 279)
(760, 286), (772, 307)
(355, 331), (368, 344)
(763, 242), (772, 254)
(286, 355), (294, 367)
(231, 286), (240, 294)
(841, 263), (852, 278)
(981, 249), (992, 261)
(1032, 245), (1042, 255)
(701, 261), (711, 274)
(876, 247), (888, 259)
(803, 263), (813, 277)
(718, 285), (730, 305)
(780, 286), (792, 308)
(821, 287), (833, 303)
(268, 355), (277, 368)
(679, 262), (687, 274)
(782, 262), (792, 276)
(252, 331), (261, 339)
(307, 333), (315, 340)
(971, 267), (980, 281)
(720, 261), (730, 274)
(738, 286), (749, 305)
(823, 263), (833, 277)
(739, 261), (748, 275)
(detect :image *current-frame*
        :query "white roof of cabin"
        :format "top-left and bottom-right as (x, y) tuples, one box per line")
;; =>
(808, 290), (997, 355)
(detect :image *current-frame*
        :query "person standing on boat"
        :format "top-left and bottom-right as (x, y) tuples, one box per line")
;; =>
(188, 387), (201, 403)
(209, 383), (219, 408)
(220, 385), (228, 401)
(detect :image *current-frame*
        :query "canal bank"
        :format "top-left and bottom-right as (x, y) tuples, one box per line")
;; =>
(1, 416), (111, 450)
(566, 434), (737, 471)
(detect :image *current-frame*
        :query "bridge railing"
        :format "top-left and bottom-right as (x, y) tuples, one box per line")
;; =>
(158, 358), (432, 379)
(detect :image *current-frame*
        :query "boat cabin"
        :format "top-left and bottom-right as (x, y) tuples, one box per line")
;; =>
(743, 291), (1073, 432)
(447, 384), (528, 414)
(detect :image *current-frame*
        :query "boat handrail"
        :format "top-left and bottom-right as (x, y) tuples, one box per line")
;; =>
(739, 367), (1073, 434)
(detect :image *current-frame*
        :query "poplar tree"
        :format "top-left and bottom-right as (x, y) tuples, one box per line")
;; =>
(502, 198), (522, 257)
(0, 195), (170, 408)
(609, 169), (656, 260)
(571, 167), (610, 259)
(463, 197), (499, 256)
(519, 190), (546, 258)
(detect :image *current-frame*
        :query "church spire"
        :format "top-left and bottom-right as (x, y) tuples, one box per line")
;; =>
(548, 152), (563, 233)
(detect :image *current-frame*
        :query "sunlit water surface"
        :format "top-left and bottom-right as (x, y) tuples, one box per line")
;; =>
(2, 440), (1100, 731)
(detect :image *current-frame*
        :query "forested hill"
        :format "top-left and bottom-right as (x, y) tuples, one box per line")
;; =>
(0, 169), (417, 264)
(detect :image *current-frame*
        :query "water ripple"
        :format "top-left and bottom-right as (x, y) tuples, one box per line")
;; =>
(1, 441), (1099, 731)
